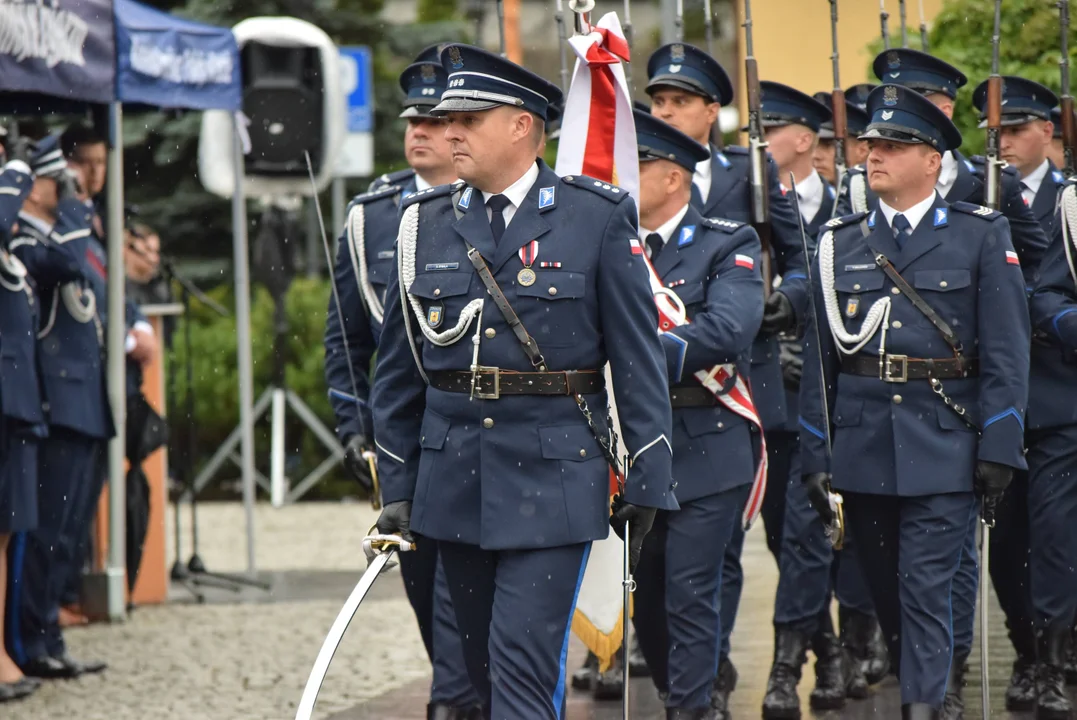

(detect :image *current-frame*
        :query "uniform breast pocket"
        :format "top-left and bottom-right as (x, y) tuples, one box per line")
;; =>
(833, 272), (885, 321)
(408, 271), (474, 330)
(911, 269), (972, 325)
(516, 270), (588, 347)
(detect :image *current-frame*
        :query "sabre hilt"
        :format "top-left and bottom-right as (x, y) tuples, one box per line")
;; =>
(363, 526), (416, 563)
(362, 450), (381, 510)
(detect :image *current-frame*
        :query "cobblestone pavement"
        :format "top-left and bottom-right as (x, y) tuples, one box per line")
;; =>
(9, 502), (1025, 719)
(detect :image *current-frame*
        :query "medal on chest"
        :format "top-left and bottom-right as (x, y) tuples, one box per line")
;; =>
(517, 240), (539, 287)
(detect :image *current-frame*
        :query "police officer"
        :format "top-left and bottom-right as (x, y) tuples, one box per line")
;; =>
(371, 44), (675, 719)
(1047, 107), (1071, 171)
(644, 42), (811, 708)
(627, 110), (763, 720)
(4, 136), (107, 680)
(1027, 182), (1077, 720)
(800, 84), (1029, 720)
(323, 49), (479, 719)
(812, 92), (871, 188)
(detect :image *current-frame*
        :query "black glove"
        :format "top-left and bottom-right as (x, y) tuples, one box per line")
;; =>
(802, 472), (836, 526)
(779, 338), (804, 389)
(761, 291), (796, 335)
(2, 136), (35, 166)
(974, 460), (1013, 502)
(609, 495), (656, 573)
(342, 434), (374, 491)
(375, 500), (415, 545)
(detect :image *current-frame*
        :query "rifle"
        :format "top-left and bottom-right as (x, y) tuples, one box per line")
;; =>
(554, 0), (570, 93)
(1060, 0), (1077, 177)
(743, 0), (773, 300)
(674, 0), (684, 42)
(880, 0), (891, 50)
(496, 0), (507, 58)
(919, 0), (930, 52)
(899, 0), (908, 48)
(704, 0), (724, 148)
(623, 0), (635, 95)
(984, 0), (1003, 211)
(829, 0), (848, 194)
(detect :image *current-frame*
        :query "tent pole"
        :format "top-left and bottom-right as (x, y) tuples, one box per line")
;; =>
(232, 114), (258, 574)
(105, 101), (128, 622)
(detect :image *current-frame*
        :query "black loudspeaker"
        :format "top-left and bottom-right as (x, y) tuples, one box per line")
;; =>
(241, 41), (325, 177)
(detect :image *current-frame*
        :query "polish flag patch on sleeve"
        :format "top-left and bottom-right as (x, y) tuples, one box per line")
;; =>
(1005, 250), (1020, 266)
(629, 238), (643, 255)
(735, 254), (755, 270)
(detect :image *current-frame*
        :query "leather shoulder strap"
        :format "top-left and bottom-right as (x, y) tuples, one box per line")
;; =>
(874, 253), (964, 356)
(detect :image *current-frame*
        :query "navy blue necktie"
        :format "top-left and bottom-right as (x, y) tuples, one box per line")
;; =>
(892, 213), (912, 249)
(487, 194), (512, 244)
(645, 232), (664, 262)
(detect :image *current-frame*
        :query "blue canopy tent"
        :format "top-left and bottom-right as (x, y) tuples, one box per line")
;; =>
(0, 0), (256, 618)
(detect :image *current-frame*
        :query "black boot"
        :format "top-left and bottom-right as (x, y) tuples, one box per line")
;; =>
(592, 648), (623, 701)
(762, 626), (809, 720)
(939, 655), (966, 720)
(571, 652), (598, 691)
(839, 606), (890, 685)
(710, 656), (737, 719)
(1036, 621), (1072, 720)
(902, 703), (940, 720)
(1006, 623), (1038, 712)
(666, 708), (717, 720)
(809, 614), (847, 711)
(628, 637), (651, 677)
(1066, 627), (1077, 686)
(837, 606), (869, 699)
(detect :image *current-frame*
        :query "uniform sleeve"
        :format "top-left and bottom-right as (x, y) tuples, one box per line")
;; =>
(1029, 222), (1077, 355)
(10, 233), (84, 289)
(1001, 172), (1050, 289)
(659, 226), (764, 381)
(370, 225), (427, 505)
(0, 162), (32, 240)
(764, 156), (810, 320)
(976, 216), (1030, 470)
(798, 248), (838, 476)
(597, 198), (677, 511)
(323, 227), (376, 442)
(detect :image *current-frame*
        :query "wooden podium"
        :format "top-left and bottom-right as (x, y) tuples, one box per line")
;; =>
(92, 303), (184, 606)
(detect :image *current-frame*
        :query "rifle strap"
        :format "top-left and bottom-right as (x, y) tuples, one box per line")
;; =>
(464, 245), (548, 371)
(873, 253), (964, 357)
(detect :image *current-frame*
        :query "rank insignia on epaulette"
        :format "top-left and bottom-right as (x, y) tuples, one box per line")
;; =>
(933, 208), (948, 227)
(539, 186), (555, 208)
(427, 304), (444, 328)
(846, 295), (860, 318)
(678, 226), (695, 246)
(973, 205), (993, 216)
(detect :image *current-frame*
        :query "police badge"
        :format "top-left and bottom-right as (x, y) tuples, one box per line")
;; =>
(671, 44), (685, 63)
(846, 295), (861, 319)
(883, 85), (899, 107)
(449, 46), (464, 70)
(428, 304), (444, 328)
(420, 64), (435, 84)
(887, 50), (900, 70)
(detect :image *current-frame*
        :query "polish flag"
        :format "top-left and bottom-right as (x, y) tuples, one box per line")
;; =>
(1006, 250), (1020, 266)
(735, 254), (755, 270)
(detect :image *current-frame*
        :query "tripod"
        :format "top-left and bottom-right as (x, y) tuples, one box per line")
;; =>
(163, 257), (270, 601)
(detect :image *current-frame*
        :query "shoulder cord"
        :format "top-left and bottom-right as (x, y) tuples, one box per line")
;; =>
(1061, 183), (1077, 287)
(0, 248), (26, 292)
(818, 229), (892, 355)
(850, 173), (869, 215)
(346, 202), (385, 326)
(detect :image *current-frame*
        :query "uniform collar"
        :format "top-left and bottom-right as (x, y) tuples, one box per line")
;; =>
(17, 210), (53, 236)
(785, 168), (823, 203)
(694, 156), (712, 181)
(481, 161), (539, 210)
(937, 150), (959, 194)
(414, 173), (434, 192)
(640, 202), (691, 246)
(1021, 158), (1051, 195)
(878, 190), (938, 233)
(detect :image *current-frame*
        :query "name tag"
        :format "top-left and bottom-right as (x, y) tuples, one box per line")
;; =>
(425, 262), (459, 271)
(844, 264), (875, 272)
(377, 250), (395, 259)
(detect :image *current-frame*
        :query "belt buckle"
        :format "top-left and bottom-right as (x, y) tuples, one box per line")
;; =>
(472, 365), (501, 400)
(882, 354), (908, 383)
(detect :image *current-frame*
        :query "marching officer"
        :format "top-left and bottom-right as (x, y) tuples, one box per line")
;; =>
(800, 84), (1030, 720)
(1026, 182), (1077, 720)
(627, 110), (764, 720)
(812, 92), (871, 188)
(644, 42), (812, 708)
(4, 136), (108, 680)
(372, 44), (675, 719)
(322, 48), (480, 718)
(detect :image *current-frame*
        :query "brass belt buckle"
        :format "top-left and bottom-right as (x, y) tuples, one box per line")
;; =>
(472, 365), (501, 400)
(882, 354), (908, 383)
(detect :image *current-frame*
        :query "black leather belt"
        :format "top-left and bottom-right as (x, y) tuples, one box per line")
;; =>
(429, 368), (604, 399)
(669, 385), (720, 408)
(840, 354), (979, 383)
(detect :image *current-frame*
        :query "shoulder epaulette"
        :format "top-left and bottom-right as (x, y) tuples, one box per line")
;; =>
(701, 217), (744, 233)
(368, 168), (416, 193)
(949, 200), (1003, 220)
(823, 211), (869, 230)
(560, 174), (629, 203)
(349, 183), (403, 208)
(400, 181), (464, 210)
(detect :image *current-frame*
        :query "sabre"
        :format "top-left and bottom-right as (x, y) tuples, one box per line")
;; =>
(899, 0), (908, 48)
(984, 0), (1003, 211)
(828, 0), (849, 195)
(918, 0), (929, 52)
(879, 0), (891, 50)
(1059, 0), (1076, 177)
(620, 453), (634, 720)
(554, 0), (570, 93)
(980, 497), (994, 720)
(743, 0), (774, 300)
(788, 172), (844, 549)
(295, 531), (415, 720)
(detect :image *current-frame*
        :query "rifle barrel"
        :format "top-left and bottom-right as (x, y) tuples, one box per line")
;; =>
(704, 0), (715, 55)
(918, 0), (929, 51)
(899, 0), (908, 48)
(829, 1), (847, 190)
(984, 0), (1003, 210)
(1060, 0), (1077, 176)
(743, 0), (772, 298)
(880, 0), (891, 50)
(675, 0), (684, 43)
(554, 0), (569, 94)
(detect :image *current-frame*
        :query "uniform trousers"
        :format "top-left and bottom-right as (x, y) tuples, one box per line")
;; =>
(1028, 423), (1077, 630)
(439, 540), (590, 720)
(0, 429), (38, 534)
(844, 490), (975, 707)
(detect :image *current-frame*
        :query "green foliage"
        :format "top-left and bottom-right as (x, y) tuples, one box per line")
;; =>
(418, 0), (458, 23)
(875, 0), (1077, 157)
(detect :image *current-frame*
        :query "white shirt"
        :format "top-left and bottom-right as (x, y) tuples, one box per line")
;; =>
(693, 156), (712, 205)
(936, 151), (959, 198)
(878, 190), (938, 233)
(414, 173), (433, 193)
(15, 211), (52, 237)
(782, 169), (824, 224)
(482, 161), (539, 227)
(1020, 159), (1050, 206)
(640, 203), (691, 258)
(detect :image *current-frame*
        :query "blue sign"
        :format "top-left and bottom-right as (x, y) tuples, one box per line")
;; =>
(340, 46), (374, 134)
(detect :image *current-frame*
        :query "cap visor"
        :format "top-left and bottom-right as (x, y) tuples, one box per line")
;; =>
(858, 127), (925, 144)
(977, 114), (1042, 129)
(646, 76), (711, 100)
(430, 97), (502, 116)
(818, 127), (836, 140)
(399, 106), (440, 119)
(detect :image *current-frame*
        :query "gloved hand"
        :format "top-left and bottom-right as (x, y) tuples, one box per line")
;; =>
(2, 136), (36, 166)
(343, 434), (374, 492)
(761, 291), (796, 335)
(802, 472), (836, 526)
(974, 460), (1013, 502)
(375, 500), (415, 545)
(779, 338), (804, 389)
(609, 495), (656, 573)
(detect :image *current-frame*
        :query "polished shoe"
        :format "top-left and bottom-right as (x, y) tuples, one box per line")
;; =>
(809, 616), (846, 711)
(667, 708), (717, 720)
(1005, 654), (1038, 712)
(1036, 622), (1072, 720)
(902, 702), (940, 720)
(592, 652), (623, 702)
(427, 703), (484, 720)
(762, 626), (809, 720)
(1065, 628), (1077, 686)
(54, 653), (107, 675)
(22, 655), (81, 679)
(939, 655), (967, 720)
(628, 637), (651, 677)
(839, 606), (890, 685)
(571, 652), (598, 691)
(0, 677), (39, 702)
(711, 655), (737, 717)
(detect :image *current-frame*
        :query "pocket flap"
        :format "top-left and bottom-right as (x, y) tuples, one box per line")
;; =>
(366, 260), (393, 285)
(408, 272), (472, 300)
(832, 396), (864, 427)
(419, 410), (451, 450)
(517, 270), (585, 301)
(834, 272), (885, 293)
(538, 424), (602, 462)
(44, 359), (88, 381)
(680, 406), (741, 438)
(913, 269), (971, 292)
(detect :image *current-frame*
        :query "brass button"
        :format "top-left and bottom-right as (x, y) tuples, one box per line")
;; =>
(484, 328), (496, 339)
(548, 287), (558, 296)
(891, 287), (901, 295)
(483, 418), (494, 429)
(940, 281), (948, 288)
(579, 449), (587, 458)
(892, 320), (902, 329)
(717, 422), (724, 429)
(893, 395), (903, 404)
(853, 283), (861, 291)
(433, 288), (441, 297)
